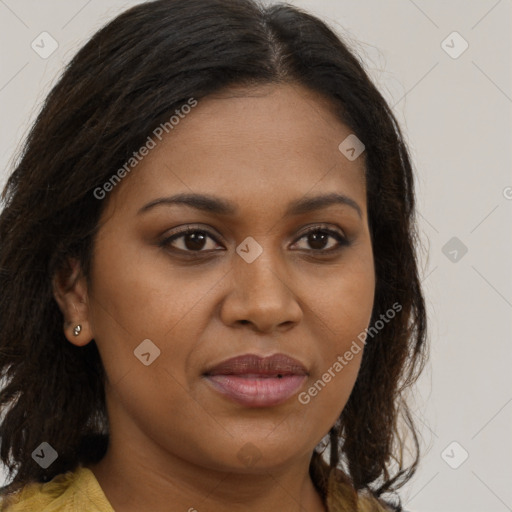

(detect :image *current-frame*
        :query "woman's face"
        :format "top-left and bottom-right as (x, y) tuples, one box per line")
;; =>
(67, 83), (375, 473)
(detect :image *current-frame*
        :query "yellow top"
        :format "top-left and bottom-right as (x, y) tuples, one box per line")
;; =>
(0, 465), (390, 511)
(0, 466), (114, 512)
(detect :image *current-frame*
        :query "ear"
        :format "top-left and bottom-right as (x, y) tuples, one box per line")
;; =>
(52, 257), (94, 347)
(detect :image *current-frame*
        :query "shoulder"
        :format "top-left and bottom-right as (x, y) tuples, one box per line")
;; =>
(323, 466), (397, 512)
(326, 486), (398, 512)
(0, 466), (114, 512)
(356, 495), (393, 511)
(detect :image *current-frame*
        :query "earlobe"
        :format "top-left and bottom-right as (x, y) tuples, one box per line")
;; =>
(52, 258), (94, 347)
(66, 320), (93, 347)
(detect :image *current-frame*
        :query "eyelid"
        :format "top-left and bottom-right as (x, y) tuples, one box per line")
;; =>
(294, 223), (346, 240)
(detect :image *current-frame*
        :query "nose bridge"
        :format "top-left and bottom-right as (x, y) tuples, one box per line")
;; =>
(235, 235), (287, 299)
(222, 234), (302, 331)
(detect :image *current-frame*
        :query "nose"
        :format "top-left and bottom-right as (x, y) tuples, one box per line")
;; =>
(219, 247), (303, 334)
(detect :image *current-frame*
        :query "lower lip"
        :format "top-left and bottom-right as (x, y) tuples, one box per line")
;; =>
(204, 374), (307, 407)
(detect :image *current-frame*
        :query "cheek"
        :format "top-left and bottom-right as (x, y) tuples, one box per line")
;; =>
(305, 249), (375, 354)
(84, 234), (171, 377)
(297, 252), (374, 421)
(88, 230), (214, 339)
(295, 294), (369, 446)
(329, 270), (375, 353)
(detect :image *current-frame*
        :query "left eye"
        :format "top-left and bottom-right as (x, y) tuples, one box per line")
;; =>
(160, 226), (348, 254)
(293, 227), (348, 252)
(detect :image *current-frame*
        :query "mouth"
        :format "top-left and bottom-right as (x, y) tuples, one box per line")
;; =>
(203, 353), (308, 408)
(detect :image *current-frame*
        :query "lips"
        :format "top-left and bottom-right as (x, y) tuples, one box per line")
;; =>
(203, 353), (308, 377)
(203, 353), (308, 408)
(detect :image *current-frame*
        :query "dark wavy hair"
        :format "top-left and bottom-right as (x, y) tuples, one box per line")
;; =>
(0, 0), (428, 509)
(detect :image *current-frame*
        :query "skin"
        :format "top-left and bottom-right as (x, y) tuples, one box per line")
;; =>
(53, 83), (375, 512)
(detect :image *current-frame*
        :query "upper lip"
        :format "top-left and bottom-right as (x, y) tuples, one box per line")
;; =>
(204, 353), (309, 377)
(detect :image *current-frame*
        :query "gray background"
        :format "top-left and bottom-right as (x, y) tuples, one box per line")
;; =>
(1, 1), (511, 511)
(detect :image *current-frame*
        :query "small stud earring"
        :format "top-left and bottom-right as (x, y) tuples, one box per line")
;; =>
(73, 324), (82, 336)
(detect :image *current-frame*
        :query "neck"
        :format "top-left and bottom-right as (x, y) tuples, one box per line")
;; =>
(87, 445), (327, 512)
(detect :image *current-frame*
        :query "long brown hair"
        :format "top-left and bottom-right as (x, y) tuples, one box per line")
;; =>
(0, 1), (427, 509)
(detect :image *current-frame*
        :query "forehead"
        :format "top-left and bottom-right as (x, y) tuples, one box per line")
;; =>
(105, 83), (367, 220)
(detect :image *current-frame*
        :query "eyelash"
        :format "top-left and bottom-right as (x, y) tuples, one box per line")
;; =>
(159, 224), (350, 257)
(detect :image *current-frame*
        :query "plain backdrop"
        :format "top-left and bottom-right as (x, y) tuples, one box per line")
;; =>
(0, 1), (511, 511)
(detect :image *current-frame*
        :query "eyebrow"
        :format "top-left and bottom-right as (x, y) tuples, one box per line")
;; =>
(138, 192), (362, 219)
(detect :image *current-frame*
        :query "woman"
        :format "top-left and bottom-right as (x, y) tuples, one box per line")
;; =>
(0, 0), (428, 510)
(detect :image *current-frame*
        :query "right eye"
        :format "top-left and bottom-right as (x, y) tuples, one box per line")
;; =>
(159, 226), (224, 255)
